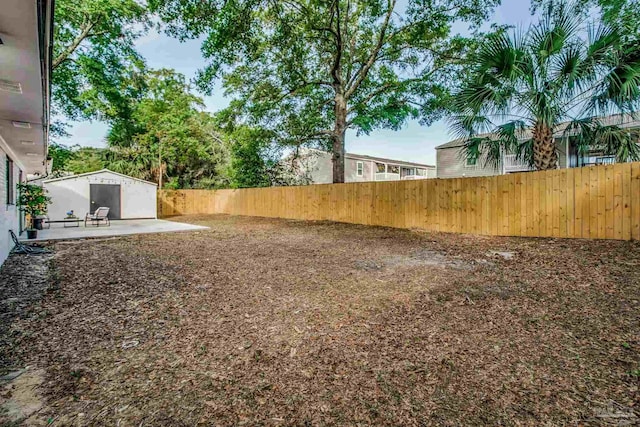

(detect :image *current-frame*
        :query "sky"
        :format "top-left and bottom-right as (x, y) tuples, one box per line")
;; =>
(57, 0), (536, 166)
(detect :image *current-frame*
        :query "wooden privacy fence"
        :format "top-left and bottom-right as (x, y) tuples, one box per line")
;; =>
(158, 162), (640, 240)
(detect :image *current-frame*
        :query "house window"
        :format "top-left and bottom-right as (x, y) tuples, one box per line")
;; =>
(416, 168), (426, 176)
(388, 165), (399, 174)
(465, 156), (477, 167)
(401, 167), (415, 177)
(376, 162), (386, 173)
(356, 161), (364, 176)
(6, 156), (14, 205)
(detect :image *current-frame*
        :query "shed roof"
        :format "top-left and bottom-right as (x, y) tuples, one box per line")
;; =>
(43, 169), (158, 186)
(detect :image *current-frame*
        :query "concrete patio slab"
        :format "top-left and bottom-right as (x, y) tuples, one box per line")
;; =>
(18, 219), (208, 242)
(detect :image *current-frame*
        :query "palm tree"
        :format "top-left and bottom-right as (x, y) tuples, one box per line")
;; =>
(449, 1), (640, 171)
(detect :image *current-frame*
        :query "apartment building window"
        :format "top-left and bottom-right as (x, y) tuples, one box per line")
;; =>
(401, 167), (415, 177)
(356, 161), (364, 176)
(6, 156), (14, 205)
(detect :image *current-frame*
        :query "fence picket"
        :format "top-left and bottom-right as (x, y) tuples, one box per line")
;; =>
(157, 163), (640, 241)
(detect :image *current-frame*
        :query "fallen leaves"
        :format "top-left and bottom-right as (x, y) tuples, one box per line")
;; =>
(0, 214), (638, 425)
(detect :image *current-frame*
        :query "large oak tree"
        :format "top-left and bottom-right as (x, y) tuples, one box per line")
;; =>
(151, 0), (499, 183)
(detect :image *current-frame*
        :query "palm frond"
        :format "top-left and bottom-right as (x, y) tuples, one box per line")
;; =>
(564, 117), (596, 157)
(566, 117), (640, 162)
(550, 43), (583, 92)
(480, 137), (503, 170)
(529, 2), (580, 65)
(583, 21), (620, 68)
(585, 62), (640, 117)
(447, 113), (494, 140)
(606, 62), (640, 107)
(595, 125), (640, 162)
(459, 137), (484, 166)
(459, 136), (502, 171)
(517, 138), (535, 167)
(495, 120), (527, 154)
(455, 82), (508, 113)
(475, 31), (523, 82)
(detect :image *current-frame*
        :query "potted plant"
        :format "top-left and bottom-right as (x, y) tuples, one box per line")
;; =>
(16, 183), (51, 239)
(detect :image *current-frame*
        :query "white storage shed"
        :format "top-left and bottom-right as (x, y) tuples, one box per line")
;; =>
(43, 169), (157, 221)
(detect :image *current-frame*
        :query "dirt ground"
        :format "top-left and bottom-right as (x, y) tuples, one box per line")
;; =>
(1, 214), (639, 426)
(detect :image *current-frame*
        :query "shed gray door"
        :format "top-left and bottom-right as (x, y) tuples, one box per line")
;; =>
(89, 184), (121, 219)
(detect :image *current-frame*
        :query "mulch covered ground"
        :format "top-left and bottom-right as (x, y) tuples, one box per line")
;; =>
(1, 214), (639, 425)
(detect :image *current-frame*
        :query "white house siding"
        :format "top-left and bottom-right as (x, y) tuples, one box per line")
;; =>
(345, 157), (375, 182)
(437, 139), (571, 178)
(304, 151), (333, 184)
(44, 171), (157, 221)
(436, 147), (500, 179)
(0, 147), (22, 266)
(558, 139), (568, 169)
(299, 150), (434, 183)
(302, 153), (378, 183)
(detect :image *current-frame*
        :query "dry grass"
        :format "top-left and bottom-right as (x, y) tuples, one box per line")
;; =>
(2, 214), (640, 425)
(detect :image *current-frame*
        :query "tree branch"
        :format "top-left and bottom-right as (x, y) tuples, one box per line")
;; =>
(347, 83), (395, 113)
(274, 80), (333, 103)
(330, 0), (343, 90)
(87, 29), (111, 38)
(346, 75), (432, 114)
(288, 130), (334, 146)
(345, 0), (396, 99)
(53, 17), (101, 69)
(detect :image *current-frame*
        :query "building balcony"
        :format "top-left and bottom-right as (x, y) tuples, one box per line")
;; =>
(579, 155), (616, 166)
(375, 172), (401, 181)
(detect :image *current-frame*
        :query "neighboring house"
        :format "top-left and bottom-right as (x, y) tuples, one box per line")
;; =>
(293, 149), (436, 184)
(0, 0), (54, 265)
(436, 115), (640, 179)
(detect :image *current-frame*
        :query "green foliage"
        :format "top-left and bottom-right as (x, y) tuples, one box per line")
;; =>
(50, 67), (232, 189)
(228, 127), (273, 189)
(106, 69), (231, 189)
(65, 148), (106, 174)
(17, 184), (52, 229)
(450, 1), (640, 170)
(49, 145), (106, 176)
(151, 0), (500, 182)
(48, 142), (74, 173)
(52, 0), (150, 124)
(533, 0), (640, 42)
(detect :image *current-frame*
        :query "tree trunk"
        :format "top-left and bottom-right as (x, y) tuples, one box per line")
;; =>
(532, 122), (558, 170)
(332, 95), (348, 183)
(332, 131), (346, 184)
(158, 143), (163, 189)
